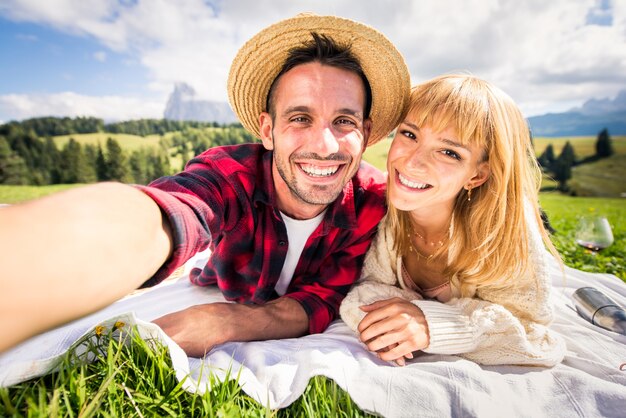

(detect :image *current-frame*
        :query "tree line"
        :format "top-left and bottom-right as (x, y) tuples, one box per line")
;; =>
(537, 128), (615, 191)
(0, 118), (257, 186)
(0, 116), (235, 138)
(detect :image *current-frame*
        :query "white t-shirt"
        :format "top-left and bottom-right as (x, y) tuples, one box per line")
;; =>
(275, 210), (326, 296)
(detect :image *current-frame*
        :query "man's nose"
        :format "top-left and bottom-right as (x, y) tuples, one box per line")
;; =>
(312, 126), (340, 157)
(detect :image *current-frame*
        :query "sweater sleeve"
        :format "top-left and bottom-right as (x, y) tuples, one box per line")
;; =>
(340, 217), (421, 332)
(414, 212), (566, 367)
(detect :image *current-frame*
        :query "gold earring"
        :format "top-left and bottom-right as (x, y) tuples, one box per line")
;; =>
(467, 186), (472, 201)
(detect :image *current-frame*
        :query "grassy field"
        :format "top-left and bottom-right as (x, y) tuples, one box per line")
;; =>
(533, 135), (626, 158)
(0, 327), (372, 417)
(539, 193), (625, 280)
(0, 184), (82, 204)
(52, 132), (165, 151)
(567, 154), (626, 197)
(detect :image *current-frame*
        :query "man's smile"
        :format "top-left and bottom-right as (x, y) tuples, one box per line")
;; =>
(298, 163), (341, 177)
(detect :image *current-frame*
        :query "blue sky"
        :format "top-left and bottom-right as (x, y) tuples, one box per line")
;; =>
(0, 17), (148, 96)
(0, 0), (624, 123)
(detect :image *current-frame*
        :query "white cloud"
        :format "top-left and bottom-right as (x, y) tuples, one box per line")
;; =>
(93, 51), (107, 62)
(0, 0), (625, 118)
(15, 33), (38, 41)
(0, 92), (163, 122)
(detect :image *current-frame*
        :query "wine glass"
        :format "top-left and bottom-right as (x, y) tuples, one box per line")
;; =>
(575, 216), (614, 253)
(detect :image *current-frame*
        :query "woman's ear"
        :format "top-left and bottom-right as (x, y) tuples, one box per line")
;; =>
(259, 112), (274, 150)
(468, 161), (490, 189)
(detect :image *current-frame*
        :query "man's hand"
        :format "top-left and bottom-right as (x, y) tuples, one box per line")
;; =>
(153, 297), (309, 358)
(153, 303), (236, 357)
(357, 297), (429, 366)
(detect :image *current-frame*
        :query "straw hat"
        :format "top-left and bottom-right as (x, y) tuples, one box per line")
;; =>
(227, 13), (410, 146)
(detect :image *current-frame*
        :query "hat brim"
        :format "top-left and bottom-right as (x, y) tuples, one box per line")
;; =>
(227, 14), (410, 146)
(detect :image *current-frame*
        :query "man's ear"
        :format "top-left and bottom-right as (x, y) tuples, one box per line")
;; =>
(259, 112), (274, 150)
(468, 161), (490, 189)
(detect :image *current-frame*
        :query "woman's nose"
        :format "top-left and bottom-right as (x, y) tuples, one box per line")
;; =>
(405, 145), (428, 170)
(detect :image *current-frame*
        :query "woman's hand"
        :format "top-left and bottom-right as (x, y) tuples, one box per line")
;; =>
(358, 297), (430, 366)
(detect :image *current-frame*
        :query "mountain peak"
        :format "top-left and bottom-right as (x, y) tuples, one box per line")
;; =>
(577, 89), (626, 115)
(528, 89), (626, 136)
(164, 83), (237, 124)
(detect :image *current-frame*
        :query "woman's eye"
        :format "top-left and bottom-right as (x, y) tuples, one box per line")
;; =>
(442, 149), (461, 160)
(400, 130), (416, 140)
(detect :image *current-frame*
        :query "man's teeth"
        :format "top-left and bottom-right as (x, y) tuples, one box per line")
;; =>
(301, 164), (339, 177)
(398, 173), (430, 189)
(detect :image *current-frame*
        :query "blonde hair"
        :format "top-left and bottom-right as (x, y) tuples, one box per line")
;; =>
(387, 74), (559, 296)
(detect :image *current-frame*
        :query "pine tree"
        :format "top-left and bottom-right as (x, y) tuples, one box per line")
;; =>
(96, 144), (108, 181)
(104, 137), (132, 183)
(59, 138), (96, 183)
(129, 149), (149, 184)
(83, 144), (100, 182)
(538, 144), (555, 170)
(595, 128), (614, 158)
(42, 137), (62, 184)
(0, 136), (29, 185)
(552, 141), (576, 191)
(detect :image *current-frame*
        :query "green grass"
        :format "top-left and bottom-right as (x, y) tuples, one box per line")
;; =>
(540, 193), (625, 280)
(363, 137), (392, 171)
(567, 154), (626, 197)
(0, 325), (374, 417)
(534, 135), (626, 158)
(0, 184), (83, 204)
(52, 132), (164, 152)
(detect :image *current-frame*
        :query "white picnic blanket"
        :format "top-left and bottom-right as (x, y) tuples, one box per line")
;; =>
(1, 254), (625, 417)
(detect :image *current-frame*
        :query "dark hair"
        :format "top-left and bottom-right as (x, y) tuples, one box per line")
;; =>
(266, 32), (372, 119)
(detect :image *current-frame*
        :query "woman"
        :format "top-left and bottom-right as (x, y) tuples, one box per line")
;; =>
(340, 74), (566, 366)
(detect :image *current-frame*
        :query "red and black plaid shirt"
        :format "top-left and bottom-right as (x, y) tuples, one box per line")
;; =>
(138, 143), (386, 334)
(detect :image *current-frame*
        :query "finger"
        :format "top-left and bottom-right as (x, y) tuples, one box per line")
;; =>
(378, 341), (415, 363)
(358, 303), (404, 333)
(359, 297), (407, 312)
(359, 319), (392, 343)
(376, 342), (398, 354)
(364, 330), (404, 353)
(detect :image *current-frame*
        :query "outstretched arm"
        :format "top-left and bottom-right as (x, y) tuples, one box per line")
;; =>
(153, 296), (309, 357)
(0, 182), (173, 352)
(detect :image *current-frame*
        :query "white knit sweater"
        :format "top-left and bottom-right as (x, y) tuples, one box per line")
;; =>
(340, 213), (566, 367)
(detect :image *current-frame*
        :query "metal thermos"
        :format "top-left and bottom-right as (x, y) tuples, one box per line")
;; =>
(572, 287), (626, 335)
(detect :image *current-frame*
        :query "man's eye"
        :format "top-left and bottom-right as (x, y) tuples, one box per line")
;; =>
(336, 118), (356, 126)
(292, 117), (309, 123)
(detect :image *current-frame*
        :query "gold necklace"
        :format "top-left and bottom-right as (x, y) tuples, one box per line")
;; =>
(407, 233), (436, 259)
(411, 229), (445, 247)
(408, 225), (448, 259)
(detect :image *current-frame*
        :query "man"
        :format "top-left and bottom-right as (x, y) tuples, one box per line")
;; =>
(0, 14), (410, 356)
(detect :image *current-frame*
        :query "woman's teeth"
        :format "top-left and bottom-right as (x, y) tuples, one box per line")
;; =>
(398, 173), (430, 189)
